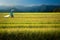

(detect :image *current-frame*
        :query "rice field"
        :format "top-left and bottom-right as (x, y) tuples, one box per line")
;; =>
(0, 12), (60, 40)
(0, 12), (60, 28)
(0, 28), (60, 40)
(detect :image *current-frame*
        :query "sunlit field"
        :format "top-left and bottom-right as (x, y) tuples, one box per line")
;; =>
(0, 12), (60, 28)
(0, 28), (60, 40)
(0, 12), (60, 40)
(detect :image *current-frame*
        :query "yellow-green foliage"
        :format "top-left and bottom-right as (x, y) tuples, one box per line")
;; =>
(0, 12), (60, 28)
(0, 28), (60, 40)
(0, 12), (60, 40)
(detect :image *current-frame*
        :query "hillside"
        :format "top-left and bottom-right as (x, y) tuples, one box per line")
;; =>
(0, 5), (60, 12)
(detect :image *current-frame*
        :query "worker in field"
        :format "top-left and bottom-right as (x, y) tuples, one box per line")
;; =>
(10, 8), (14, 18)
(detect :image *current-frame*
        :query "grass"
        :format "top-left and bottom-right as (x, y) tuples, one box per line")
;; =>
(0, 12), (60, 28)
(0, 12), (60, 40)
(0, 28), (60, 40)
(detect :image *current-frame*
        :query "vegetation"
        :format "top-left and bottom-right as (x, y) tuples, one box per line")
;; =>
(0, 12), (60, 28)
(0, 28), (60, 40)
(0, 12), (60, 40)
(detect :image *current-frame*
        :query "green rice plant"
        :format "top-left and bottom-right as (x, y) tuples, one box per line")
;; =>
(0, 29), (60, 40)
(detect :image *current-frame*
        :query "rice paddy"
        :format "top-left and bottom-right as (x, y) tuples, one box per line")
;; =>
(0, 12), (60, 28)
(0, 12), (60, 40)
